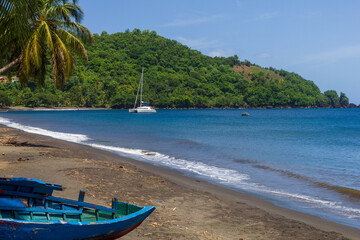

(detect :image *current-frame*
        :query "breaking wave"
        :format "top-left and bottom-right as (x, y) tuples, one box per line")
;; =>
(88, 143), (250, 184)
(236, 159), (360, 200)
(0, 117), (89, 143)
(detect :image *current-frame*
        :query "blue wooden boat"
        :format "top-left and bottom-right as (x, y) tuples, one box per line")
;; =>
(0, 178), (155, 239)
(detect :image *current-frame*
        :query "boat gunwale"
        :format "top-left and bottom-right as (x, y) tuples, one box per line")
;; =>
(0, 206), (155, 225)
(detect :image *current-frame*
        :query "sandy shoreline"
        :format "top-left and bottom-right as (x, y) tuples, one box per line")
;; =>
(0, 124), (359, 240)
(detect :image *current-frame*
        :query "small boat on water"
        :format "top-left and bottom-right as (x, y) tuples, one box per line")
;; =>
(0, 177), (155, 240)
(129, 67), (156, 113)
(129, 105), (156, 113)
(241, 112), (250, 116)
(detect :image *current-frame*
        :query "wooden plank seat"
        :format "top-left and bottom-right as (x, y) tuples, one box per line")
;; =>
(0, 190), (116, 213)
(0, 177), (62, 196)
(0, 206), (82, 214)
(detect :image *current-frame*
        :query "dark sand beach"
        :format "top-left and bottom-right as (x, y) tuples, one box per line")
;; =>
(0, 124), (359, 240)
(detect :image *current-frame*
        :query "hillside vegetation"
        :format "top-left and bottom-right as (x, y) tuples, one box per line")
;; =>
(0, 29), (350, 108)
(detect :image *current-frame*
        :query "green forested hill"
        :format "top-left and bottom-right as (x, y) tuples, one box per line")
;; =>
(0, 29), (350, 108)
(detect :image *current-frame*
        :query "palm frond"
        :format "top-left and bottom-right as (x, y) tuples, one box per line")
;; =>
(58, 20), (93, 44)
(57, 28), (87, 60)
(46, 5), (71, 22)
(39, 20), (54, 52)
(51, 32), (74, 88)
(45, 0), (83, 23)
(0, 0), (40, 75)
(63, 2), (83, 22)
(0, 0), (38, 51)
(1, 0), (92, 88)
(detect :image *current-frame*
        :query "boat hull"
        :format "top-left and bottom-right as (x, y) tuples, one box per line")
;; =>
(129, 108), (156, 113)
(0, 207), (155, 240)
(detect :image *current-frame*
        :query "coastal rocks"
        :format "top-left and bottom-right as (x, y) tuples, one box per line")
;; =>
(347, 103), (358, 108)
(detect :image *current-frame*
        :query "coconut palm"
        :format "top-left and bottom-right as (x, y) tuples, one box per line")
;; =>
(0, 0), (93, 88)
(0, 0), (37, 71)
(0, 0), (35, 46)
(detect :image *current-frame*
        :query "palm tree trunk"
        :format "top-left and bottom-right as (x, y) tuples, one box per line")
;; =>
(0, 57), (21, 74)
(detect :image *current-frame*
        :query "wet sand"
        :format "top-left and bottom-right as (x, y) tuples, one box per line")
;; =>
(0, 124), (359, 240)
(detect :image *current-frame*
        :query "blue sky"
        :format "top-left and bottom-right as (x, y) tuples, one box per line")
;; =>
(80, 0), (360, 104)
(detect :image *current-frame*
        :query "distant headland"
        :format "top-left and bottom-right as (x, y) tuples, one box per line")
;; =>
(1, 29), (357, 109)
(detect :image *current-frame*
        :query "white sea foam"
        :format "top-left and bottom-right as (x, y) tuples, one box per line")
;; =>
(0, 117), (89, 143)
(254, 187), (360, 219)
(89, 143), (250, 184)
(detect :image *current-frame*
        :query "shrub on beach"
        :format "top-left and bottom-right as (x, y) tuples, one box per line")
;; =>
(0, 91), (11, 107)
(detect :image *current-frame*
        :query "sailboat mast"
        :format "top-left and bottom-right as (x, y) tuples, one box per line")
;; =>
(133, 69), (141, 109)
(140, 67), (144, 107)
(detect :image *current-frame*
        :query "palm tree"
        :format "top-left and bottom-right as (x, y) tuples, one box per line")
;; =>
(0, 0), (37, 72)
(0, 0), (93, 88)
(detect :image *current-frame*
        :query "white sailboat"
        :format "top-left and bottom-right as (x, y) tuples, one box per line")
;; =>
(129, 67), (156, 113)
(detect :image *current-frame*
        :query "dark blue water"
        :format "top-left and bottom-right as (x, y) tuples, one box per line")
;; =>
(1, 109), (360, 228)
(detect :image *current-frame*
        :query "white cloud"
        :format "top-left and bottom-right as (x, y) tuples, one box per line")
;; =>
(208, 49), (236, 57)
(176, 37), (237, 57)
(162, 14), (225, 27)
(209, 50), (226, 57)
(296, 45), (360, 65)
(248, 12), (278, 22)
(258, 53), (270, 58)
(176, 36), (219, 49)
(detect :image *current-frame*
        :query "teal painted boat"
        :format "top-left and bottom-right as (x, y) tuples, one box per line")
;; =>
(0, 178), (155, 239)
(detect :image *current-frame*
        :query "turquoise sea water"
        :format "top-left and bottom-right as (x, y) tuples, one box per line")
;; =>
(1, 109), (359, 228)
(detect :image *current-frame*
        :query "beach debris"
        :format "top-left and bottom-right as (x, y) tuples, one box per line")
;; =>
(0, 137), (17, 146)
(119, 166), (135, 173)
(17, 157), (30, 161)
(147, 176), (165, 183)
(141, 150), (156, 156)
(2, 152), (5, 155)
(150, 222), (160, 227)
(196, 230), (221, 239)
